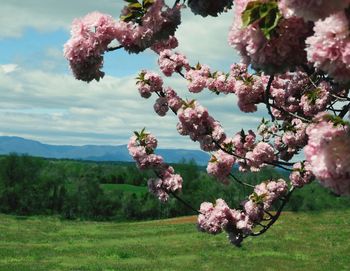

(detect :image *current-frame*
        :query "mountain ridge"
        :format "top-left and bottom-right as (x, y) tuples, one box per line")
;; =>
(0, 136), (209, 165)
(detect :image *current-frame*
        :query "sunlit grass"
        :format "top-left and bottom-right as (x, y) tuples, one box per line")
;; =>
(0, 211), (349, 271)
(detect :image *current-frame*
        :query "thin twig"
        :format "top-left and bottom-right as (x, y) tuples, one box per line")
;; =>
(229, 173), (255, 188)
(107, 45), (124, 52)
(169, 191), (200, 214)
(265, 75), (275, 122)
(338, 102), (350, 118)
(269, 103), (311, 123)
(330, 93), (350, 102)
(215, 141), (293, 172)
(249, 187), (295, 237)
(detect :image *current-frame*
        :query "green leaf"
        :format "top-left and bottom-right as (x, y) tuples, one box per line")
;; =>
(143, 0), (155, 8)
(241, 0), (282, 40)
(120, 13), (134, 22)
(241, 1), (261, 27)
(128, 2), (143, 9)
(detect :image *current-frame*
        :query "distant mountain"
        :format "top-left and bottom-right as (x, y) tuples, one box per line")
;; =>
(0, 136), (209, 165)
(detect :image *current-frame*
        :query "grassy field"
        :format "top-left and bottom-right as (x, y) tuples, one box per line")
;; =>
(0, 211), (349, 271)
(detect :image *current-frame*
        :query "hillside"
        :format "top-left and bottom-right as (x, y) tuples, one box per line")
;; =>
(0, 136), (209, 165)
(0, 211), (349, 270)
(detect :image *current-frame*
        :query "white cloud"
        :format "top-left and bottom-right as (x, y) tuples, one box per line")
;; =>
(177, 8), (239, 67)
(0, 64), (18, 74)
(0, 0), (124, 39)
(0, 64), (261, 147)
(1, 1), (257, 148)
(0, 1), (239, 67)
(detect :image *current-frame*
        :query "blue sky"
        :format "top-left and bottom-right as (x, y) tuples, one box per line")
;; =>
(0, 0), (266, 149)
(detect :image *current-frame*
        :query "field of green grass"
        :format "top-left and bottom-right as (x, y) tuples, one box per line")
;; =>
(0, 211), (349, 271)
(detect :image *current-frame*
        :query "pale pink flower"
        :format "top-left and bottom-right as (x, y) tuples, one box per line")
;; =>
(306, 11), (350, 83)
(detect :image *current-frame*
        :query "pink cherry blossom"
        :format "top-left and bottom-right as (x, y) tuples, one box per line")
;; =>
(306, 11), (350, 83)
(228, 0), (312, 73)
(64, 12), (119, 82)
(207, 150), (236, 183)
(305, 114), (350, 195)
(279, 0), (350, 21)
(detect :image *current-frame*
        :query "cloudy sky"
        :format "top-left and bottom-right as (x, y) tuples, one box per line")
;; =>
(0, 0), (266, 149)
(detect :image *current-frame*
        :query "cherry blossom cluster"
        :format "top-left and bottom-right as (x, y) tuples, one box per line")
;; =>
(207, 150), (236, 184)
(304, 113), (350, 195)
(128, 129), (183, 201)
(279, 0), (350, 22)
(198, 179), (288, 246)
(158, 49), (190, 76)
(273, 119), (308, 161)
(270, 71), (332, 120)
(151, 36), (179, 54)
(64, 0), (182, 82)
(136, 70), (164, 98)
(221, 130), (277, 172)
(177, 100), (226, 151)
(306, 11), (350, 83)
(64, 12), (119, 82)
(136, 70), (183, 115)
(183, 62), (265, 112)
(116, 0), (182, 53)
(228, 0), (313, 74)
(289, 161), (315, 188)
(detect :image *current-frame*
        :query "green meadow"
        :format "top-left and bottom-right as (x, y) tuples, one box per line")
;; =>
(0, 211), (349, 271)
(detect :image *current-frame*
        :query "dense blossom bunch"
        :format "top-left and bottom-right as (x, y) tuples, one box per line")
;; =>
(198, 199), (253, 242)
(226, 130), (257, 171)
(306, 11), (350, 83)
(207, 150), (236, 183)
(184, 63), (264, 111)
(289, 161), (315, 188)
(228, 0), (312, 74)
(136, 70), (164, 98)
(300, 82), (330, 117)
(64, 12), (119, 82)
(128, 129), (183, 201)
(270, 71), (332, 119)
(154, 97), (169, 116)
(305, 114), (350, 195)
(116, 0), (181, 53)
(245, 142), (276, 172)
(279, 0), (350, 21)
(177, 100), (226, 151)
(253, 179), (288, 209)
(235, 74), (265, 112)
(151, 36), (179, 54)
(164, 87), (183, 113)
(185, 64), (211, 93)
(198, 179), (288, 246)
(274, 118), (308, 161)
(198, 199), (234, 234)
(187, 0), (233, 17)
(158, 50), (190, 76)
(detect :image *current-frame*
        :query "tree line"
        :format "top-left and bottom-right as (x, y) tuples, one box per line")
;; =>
(0, 154), (348, 221)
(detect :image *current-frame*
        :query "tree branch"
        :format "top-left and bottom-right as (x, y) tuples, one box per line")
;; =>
(249, 187), (295, 237)
(229, 173), (255, 188)
(107, 45), (124, 52)
(338, 102), (350, 118)
(169, 191), (200, 214)
(265, 75), (275, 122)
